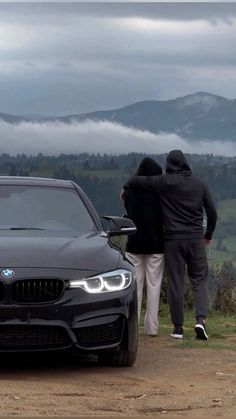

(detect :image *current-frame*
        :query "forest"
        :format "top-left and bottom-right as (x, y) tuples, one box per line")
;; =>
(1, 152), (236, 214)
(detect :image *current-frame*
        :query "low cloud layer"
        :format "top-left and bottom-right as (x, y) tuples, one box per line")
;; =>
(1, 119), (236, 157)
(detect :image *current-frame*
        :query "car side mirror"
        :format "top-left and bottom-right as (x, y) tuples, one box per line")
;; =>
(100, 215), (136, 237)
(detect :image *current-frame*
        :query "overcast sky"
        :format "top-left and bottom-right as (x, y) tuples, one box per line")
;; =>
(1, 2), (236, 116)
(1, 2), (236, 157)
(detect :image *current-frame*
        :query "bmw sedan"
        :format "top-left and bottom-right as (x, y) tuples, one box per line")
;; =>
(0, 176), (138, 366)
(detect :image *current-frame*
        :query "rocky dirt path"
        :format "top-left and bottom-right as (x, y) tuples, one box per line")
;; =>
(0, 335), (235, 416)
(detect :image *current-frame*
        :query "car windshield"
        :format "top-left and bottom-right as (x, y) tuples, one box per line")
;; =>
(0, 185), (96, 234)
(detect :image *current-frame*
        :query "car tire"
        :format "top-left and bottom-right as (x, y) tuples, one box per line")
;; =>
(99, 348), (137, 367)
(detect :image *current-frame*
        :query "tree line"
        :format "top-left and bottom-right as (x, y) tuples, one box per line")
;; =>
(1, 152), (236, 215)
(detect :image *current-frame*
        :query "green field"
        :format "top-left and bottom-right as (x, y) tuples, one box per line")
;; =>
(210, 199), (236, 265)
(209, 245), (236, 264)
(78, 169), (125, 179)
(218, 199), (236, 221)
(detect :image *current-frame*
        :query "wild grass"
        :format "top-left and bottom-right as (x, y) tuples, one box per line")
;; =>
(140, 305), (236, 351)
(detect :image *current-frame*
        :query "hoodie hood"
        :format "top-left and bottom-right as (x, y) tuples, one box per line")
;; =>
(166, 150), (191, 175)
(136, 157), (162, 176)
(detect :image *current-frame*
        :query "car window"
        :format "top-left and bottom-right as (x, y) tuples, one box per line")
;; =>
(0, 185), (96, 233)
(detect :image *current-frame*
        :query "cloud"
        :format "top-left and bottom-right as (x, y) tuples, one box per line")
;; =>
(1, 3), (236, 115)
(2, 3), (236, 22)
(0, 119), (236, 157)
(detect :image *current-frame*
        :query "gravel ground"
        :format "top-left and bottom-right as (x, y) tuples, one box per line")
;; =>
(0, 334), (235, 417)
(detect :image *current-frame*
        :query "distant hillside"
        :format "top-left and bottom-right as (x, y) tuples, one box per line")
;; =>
(0, 113), (27, 124)
(55, 92), (235, 141)
(1, 92), (236, 141)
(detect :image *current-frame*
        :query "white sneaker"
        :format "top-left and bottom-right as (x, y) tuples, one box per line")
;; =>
(195, 319), (208, 340)
(171, 327), (183, 339)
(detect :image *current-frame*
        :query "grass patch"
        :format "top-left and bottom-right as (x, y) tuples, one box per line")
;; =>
(139, 305), (236, 351)
(223, 236), (236, 252)
(206, 241), (236, 268)
(209, 247), (234, 263)
(218, 199), (236, 221)
(209, 199), (236, 265)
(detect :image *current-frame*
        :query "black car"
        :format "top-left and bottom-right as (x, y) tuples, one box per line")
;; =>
(0, 176), (138, 366)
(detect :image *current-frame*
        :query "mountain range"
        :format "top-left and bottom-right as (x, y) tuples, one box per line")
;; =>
(1, 92), (236, 141)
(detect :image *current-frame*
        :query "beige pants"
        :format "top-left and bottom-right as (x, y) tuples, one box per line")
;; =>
(126, 252), (164, 336)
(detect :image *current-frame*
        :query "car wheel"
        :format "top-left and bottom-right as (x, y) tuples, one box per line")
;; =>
(99, 348), (137, 367)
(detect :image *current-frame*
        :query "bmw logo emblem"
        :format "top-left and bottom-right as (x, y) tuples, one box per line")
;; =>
(1, 268), (15, 279)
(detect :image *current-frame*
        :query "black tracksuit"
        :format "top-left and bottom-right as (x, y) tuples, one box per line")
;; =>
(124, 150), (217, 326)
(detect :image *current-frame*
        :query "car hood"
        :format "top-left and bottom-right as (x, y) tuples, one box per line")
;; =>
(0, 232), (120, 272)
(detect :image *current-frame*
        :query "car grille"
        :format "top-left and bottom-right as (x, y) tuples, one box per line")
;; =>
(0, 326), (71, 350)
(74, 317), (124, 348)
(11, 278), (64, 303)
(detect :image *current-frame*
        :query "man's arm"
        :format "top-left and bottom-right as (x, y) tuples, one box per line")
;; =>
(203, 184), (217, 243)
(123, 175), (163, 193)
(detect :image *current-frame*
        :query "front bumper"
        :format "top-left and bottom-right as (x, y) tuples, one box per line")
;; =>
(0, 279), (137, 354)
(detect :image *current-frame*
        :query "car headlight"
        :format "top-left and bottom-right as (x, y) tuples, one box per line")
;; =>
(69, 269), (132, 293)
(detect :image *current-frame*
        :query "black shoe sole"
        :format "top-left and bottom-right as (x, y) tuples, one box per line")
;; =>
(194, 324), (208, 340)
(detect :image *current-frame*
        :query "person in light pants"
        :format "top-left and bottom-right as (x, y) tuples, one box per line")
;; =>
(121, 157), (164, 336)
(126, 252), (164, 335)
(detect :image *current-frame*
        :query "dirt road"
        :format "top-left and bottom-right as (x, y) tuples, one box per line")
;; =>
(0, 335), (235, 417)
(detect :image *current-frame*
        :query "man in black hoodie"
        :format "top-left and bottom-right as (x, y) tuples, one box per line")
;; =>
(124, 150), (217, 340)
(121, 157), (164, 336)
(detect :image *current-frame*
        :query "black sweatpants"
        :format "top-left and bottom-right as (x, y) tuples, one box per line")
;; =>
(164, 238), (208, 326)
